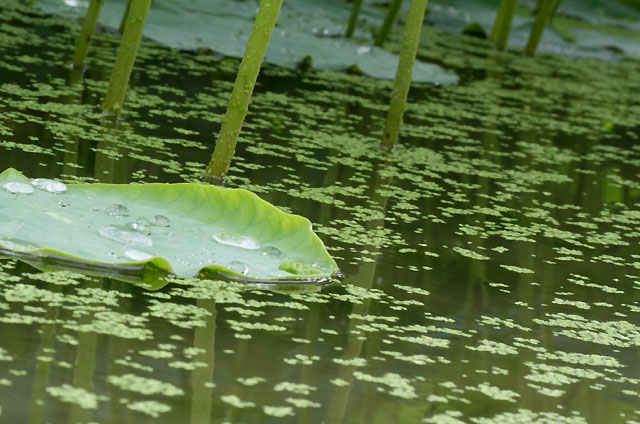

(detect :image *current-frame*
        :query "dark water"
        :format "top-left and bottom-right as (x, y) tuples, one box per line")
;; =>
(0, 2), (640, 423)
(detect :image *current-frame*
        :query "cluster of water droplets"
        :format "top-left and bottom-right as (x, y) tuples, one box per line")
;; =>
(99, 224), (153, 248)
(2, 177), (68, 196)
(211, 231), (289, 277)
(98, 204), (172, 261)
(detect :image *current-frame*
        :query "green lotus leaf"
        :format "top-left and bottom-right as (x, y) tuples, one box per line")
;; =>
(35, 0), (458, 84)
(0, 168), (338, 288)
(428, 0), (640, 60)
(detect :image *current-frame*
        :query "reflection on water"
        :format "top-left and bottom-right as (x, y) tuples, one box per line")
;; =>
(0, 1), (640, 423)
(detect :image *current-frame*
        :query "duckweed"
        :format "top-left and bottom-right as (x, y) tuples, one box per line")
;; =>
(1, 0), (640, 422)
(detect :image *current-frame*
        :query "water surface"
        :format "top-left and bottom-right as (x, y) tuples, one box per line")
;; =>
(0, 2), (639, 423)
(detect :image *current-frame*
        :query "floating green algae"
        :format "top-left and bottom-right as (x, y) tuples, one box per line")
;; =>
(1, 0), (640, 423)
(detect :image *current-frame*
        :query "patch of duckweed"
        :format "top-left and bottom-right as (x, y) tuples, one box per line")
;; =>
(0, 348), (14, 362)
(466, 382), (520, 402)
(46, 385), (97, 409)
(274, 382), (315, 395)
(284, 397), (321, 408)
(221, 394), (255, 408)
(528, 384), (566, 397)
(127, 400), (171, 417)
(424, 410), (465, 424)
(1, 1), (640, 422)
(139, 350), (173, 359)
(237, 377), (265, 386)
(500, 265), (535, 274)
(168, 361), (207, 370)
(107, 374), (184, 396)
(263, 405), (293, 417)
(452, 247), (490, 261)
(467, 340), (518, 355)
(353, 371), (417, 399)
(470, 409), (587, 423)
(534, 313), (640, 347)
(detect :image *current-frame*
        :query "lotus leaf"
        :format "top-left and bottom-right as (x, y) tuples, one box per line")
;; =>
(35, 0), (458, 84)
(428, 0), (640, 59)
(0, 168), (338, 288)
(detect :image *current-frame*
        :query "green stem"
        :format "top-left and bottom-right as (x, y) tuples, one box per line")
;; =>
(549, 0), (562, 21)
(524, 0), (559, 55)
(374, 0), (403, 46)
(204, 0), (283, 184)
(380, 0), (427, 147)
(71, 0), (104, 68)
(489, 0), (506, 41)
(490, 0), (517, 50)
(118, 0), (133, 34)
(190, 300), (216, 424)
(345, 0), (364, 38)
(102, 0), (151, 117)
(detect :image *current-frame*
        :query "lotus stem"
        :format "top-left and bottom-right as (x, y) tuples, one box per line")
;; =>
(102, 0), (151, 117)
(345, 0), (363, 38)
(524, 0), (561, 55)
(118, 0), (133, 34)
(549, 0), (562, 20)
(490, 0), (517, 50)
(374, 0), (403, 46)
(380, 0), (427, 147)
(71, 0), (104, 68)
(205, 0), (283, 184)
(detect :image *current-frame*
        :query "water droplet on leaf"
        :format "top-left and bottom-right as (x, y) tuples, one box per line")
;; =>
(106, 204), (130, 217)
(213, 232), (260, 250)
(31, 178), (67, 193)
(227, 261), (249, 275)
(99, 225), (152, 247)
(124, 250), (154, 261)
(152, 215), (170, 227)
(260, 246), (281, 257)
(3, 182), (34, 194)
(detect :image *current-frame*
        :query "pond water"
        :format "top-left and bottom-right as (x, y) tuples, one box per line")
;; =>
(1, 2), (640, 423)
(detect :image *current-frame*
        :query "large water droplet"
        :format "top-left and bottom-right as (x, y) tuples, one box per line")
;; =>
(31, 178), (67, 193)
(260, 246), (281, 257)
(3, 182), (33, 194)
(152, 215), (170, 227)
(106, 204), (130, 217)
(124, 250), (154, 261)
(227, 261), (249, 275)
(99, 225), (152, 247)
(213, 232), (260, 250)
